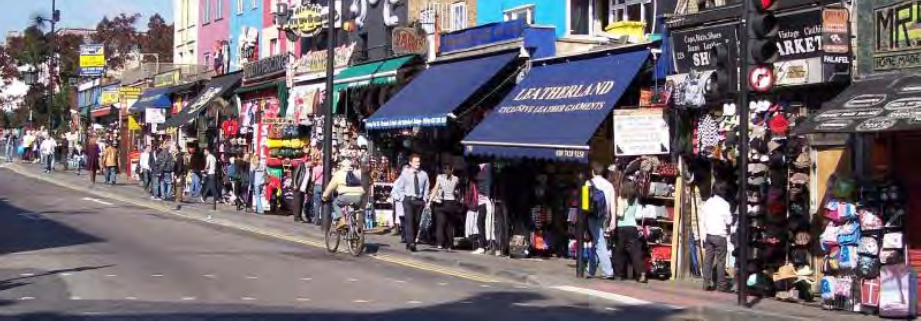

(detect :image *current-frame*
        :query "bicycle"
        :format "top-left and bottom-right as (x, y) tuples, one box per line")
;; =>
(324, 200), (366, 256)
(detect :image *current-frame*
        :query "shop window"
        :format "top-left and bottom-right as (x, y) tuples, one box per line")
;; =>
(570, 0), (591, 35)
(451, 2), (468, 31)
(503, 4), (535, 24)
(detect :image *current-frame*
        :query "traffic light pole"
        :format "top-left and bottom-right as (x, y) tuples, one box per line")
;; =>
(321, 0), (336, 234)
(737, 4), (751, 304)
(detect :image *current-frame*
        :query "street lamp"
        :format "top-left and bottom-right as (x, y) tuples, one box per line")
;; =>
(22, 66), (39, 125)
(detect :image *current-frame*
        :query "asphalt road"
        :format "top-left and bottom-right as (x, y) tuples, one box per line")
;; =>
(0, 168), (687, 320)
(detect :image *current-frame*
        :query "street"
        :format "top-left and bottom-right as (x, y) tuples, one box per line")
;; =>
(0, 168), (686, 320)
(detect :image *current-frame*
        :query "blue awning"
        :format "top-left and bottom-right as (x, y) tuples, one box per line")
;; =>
(129, 87), (174, 112)
(462, 48), (649, 163)
(364, 51), (520, 130)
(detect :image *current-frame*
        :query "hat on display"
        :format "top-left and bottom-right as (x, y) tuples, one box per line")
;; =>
(749, 163), (769, 175)
(791, 173), (810, 185)
(752, 125), (767, 139)
(749, 176), (767, 186)
(795, 231), (812, 246)
(748, 204), (765, 216)
(748, 190), (763, 203)
(751, 138), (768, 154)
(774, 264), (798, 281)
(723, 103), (737, 116)
(793, 152), (811, 169)
(769, 114), (790, 135)
(796, 264), (814, 276)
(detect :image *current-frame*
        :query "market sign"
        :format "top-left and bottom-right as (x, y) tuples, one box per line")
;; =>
(154, 70), (181, 87)
(291, 43), (356, 75)
(119, 86), (141, 99)
(440, 19), (526, 53)
(99, 90), (119, 105)
(775, 9), (823, 61)
(872, 1), (921, 71)
(79, 44), (105, 77)
(613, 108), (670, 156)
(244, 54), (289, 82)
(275, 2), (339, 40)
(392, 27), (427, 55)
(145, 108), (166, 124)
(670, 23), (739, 73)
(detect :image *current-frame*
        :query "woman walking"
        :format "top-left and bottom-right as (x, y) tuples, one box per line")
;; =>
(613, 180), (647, 283)
(430, 164), (462, 250)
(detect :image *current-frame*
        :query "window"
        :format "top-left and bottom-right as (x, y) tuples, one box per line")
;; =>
(270, 38), (279, 56)
(204, 52), (211, 68)
(610, 0), (651, 25)
(252, 0), (258, 10)
(451, 2), (468, 31)
(237, 0), (243, 14)
(570, 0), (591, 35)
(503, 4), (535, 24)
(203, 0), (210, 24)
(215, 0), (224, 20)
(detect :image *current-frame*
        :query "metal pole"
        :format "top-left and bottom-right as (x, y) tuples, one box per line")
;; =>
(737, 0), (751, 305)
(49, 0), (56, 132)
(213, 107), (219, 211)
(321, 0), (337, 233)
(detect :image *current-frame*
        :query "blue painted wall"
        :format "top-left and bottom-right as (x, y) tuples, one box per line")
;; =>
(228, 0), (264, 72)
(476, 0), (567, 39)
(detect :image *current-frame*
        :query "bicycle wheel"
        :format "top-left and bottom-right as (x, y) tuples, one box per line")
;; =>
(347, 210), (365, 256)
(325, 223), (340, 253)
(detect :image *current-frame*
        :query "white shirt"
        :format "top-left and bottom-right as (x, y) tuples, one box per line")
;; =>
(701, 195), (733, 237)
(139, 152), (150, 170)
(589, 176), (617, 217)
(205, 154), (217, 175)
(40, 138), (57, 155)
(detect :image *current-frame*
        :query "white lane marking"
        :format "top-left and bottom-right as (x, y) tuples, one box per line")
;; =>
(407, 300), (423, 304)
(296, 298), (311, 302)
(19, 296), (35, 301)
(151, 274), (164, 277)
(181, 297), (197, 301)
(347, 278), (358, 282)
(61, 273), (73, 277)
(353, 300), (369, 303)
(514, 285), (529, 289)
(461, 301), (473, 304)
(549, 285), (684, 310)
(82, 197), (114, 206)
(246, 276), (258, 280)
(125, 297), (138, 300)
(437, 282), (448, 286)
(479, 284), (492, 288)
(241, 297), (257, 301)
(606, 307), (621, 312)
(20, 273), (35, 277)
(70, 296), (82, 300)
(204, 274), (217, 278)
(105, 274), (117, 277)
(300, 277), (312, 281)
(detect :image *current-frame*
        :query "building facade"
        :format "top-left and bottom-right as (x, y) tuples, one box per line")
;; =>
(228, 0), (264, 71)
(174, 0), (200, 65)
(198, 0), (232, 71)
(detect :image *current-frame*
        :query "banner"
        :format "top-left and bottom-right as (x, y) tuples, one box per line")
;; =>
(154, 70), (181, 87)
(613, 108), (670, 156)
(119, 86), (141, 99)
(99, 90), (119, 105)
(79, 44), (105, 77)
(145, 108), (166, 124)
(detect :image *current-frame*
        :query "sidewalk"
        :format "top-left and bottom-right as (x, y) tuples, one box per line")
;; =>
(1, 159), (876, 321)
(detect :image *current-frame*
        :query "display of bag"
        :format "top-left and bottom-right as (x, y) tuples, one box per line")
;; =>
(859, 207), (884, 233)
(862, 277), (882, 309)
(510, 235), (530, 259)
(879, 264), (919, 318)
(857, 236), (880, 257)
(839, 245), (858, 270)
(822, 275), (837, 301)
(882, 232), (904, 251)
(881, 249), (904, 265)
(857, 255), (881, 279)
(837, 221), (861, 246)
(821, 222), (839, 251)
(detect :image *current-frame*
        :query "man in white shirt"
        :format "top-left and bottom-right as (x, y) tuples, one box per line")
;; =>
(701, 182), (733, 292)
(140, 146), (151, 192)
(200, 149), (218, 203)
(40, 135), (58, 173)
(585, 162), (616, 279)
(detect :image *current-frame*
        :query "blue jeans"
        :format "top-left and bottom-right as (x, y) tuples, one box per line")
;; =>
(160, 172), (173, 200)
(312, 185), (323, 223)
(334, 194), (363, 221)
(587, 215), (614, 278)
(189, 173), (202, 197)
(253, 184), (264, 214)
(151, 174), (161, 197)
(4, 142), (13, 161)
(44, 154), (54, 172)
(105, 167), (118, 184)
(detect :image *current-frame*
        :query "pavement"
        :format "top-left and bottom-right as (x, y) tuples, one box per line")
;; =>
(0, 156), (879, 320)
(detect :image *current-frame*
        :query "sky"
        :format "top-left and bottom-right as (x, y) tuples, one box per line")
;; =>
(0, 0), (174, 37)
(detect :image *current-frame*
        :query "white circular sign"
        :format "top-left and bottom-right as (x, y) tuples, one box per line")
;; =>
(749, 66), (774, 92)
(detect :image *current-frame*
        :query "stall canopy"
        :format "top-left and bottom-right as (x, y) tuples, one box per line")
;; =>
(163, 71), (244, 128)
(332, 55), (417, 112)
(794, 73), (921, 134)
(461, 48), (649, 163)
(129, 83), (197, 113)
(364, 50), (520, 130)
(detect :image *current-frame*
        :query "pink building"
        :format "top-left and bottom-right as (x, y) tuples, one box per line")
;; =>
(198, 0), (231, 71)
(262, 0), (301, 58)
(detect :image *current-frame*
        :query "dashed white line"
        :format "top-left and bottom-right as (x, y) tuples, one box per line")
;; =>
(300, 277), (312, 281)
(70, 296), (82, 300)
(407, 300), (423, 304)
(105, 274), (117, 277)
(241, 297), (257, 301)
(181, 297), (197, 301)
(347, 278), (358, 282)
(605, 307), (621, 312)
(461, 301), (473, 304)
(480, 284), (493, 288)
(151, 274), (164, 277)
(19, 297), (35, 301)
(353, 299), (369, 303)
(204, 274), (217, 278)
(549, 285), (683, 310)
(296, 298), (312, 302)
(437, 282), (448, 286)
(82, 197), (114, 206)
(246, 276), (259, 280)
(125, 297), (138, 300)
(61, 273), (73, 277)
(20, 273), (35, 277)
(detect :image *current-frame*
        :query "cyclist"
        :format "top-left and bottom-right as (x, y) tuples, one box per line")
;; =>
(321, 159), (366, 230)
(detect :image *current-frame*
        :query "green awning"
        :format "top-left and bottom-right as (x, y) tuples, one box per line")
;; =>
(235, 80), (282, 94)
(332, 55), (416, 92)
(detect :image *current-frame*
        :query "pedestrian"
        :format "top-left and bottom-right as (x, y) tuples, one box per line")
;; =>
(613, 180), (647, 283)
(102, 142), (120, 185)
(470, 163), (495, 255)
(173, 145), (187, 204)
(22, 130), (34, 162)
(701, 182), (733, 293)
(149, 145), (162, 199)
(86, 137), (100, 185)
(311, 154), (324, 225)
(157, 144), (175, 201)
(252, 156), (266, 214)
(585, 162), (616, 279)
(293, 154), (310, 222)
(72, 144), (86, 175)
(201, 148), (218, 203)
(391, 164), (410, 238)
(430, 163), (462, 250)
(140, 146), (152, 192)
(235, 154), (250, 211)
(4, 129), (16, 162)
(40, 134), (57, 173)
(393, 154), (429, 252)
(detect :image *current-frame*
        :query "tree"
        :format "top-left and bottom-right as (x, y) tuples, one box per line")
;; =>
(140, 14), (174, 63)
(92, 13), (141, 71)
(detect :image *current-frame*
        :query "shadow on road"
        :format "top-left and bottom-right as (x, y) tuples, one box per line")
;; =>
(0, 197), (105, 256)
(7, 291), (687, 321)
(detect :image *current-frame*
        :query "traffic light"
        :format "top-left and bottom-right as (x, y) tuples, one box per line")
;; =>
(748, 0), (779, 65)
(706, 44), (731, 99)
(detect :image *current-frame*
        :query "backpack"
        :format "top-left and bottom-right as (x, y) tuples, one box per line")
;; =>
(839, 245), (858, 270)
(821, 275), (837, 300)
(862, 278), (881, 308)
(858, 255), (881, 279)
(858, 236), (880, 257)
(345, 170), (361, 187)
(821, 222), (839, 252)
(837, 221), (861, 246)
(859, 207), (884, 233)
(586, 181), (606, 218)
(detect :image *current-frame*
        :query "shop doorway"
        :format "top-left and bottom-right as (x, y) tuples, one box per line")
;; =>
(892, 134), (921, 296)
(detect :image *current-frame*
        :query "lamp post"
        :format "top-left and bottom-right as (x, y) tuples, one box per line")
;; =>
(29, 0), (59, 132)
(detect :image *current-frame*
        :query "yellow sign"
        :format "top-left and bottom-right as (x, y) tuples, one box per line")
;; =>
(154, 70), (181, 87)
(100, 90), (120, 105)
(80, 55), (105, 67)
(278, 3), (326, 38)
(128, 115), (141, 131)
(119, 86), (141, 99)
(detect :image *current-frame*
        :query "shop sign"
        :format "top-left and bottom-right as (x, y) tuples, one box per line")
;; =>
(99, 90), (119, 105)
(440, 19), (526, 54)
(154, 70), (181, 88)
(292, 43), (356, 75)
(275, 2), (340, 40)
(776, 10), (824, 61)
(774, 59), (812, 86)
(671, 23), (739, 73)
(145, 108), (166, 124)
(119, 86), (141, 99)
(244, 54), (289, 81)
(613, 108), (670, 156)
(186, 85), (223, 115)
(822, 8), (850, 54)
(392, 27), (427, 55)
(79, 44), (105, 77)
(873, 1), (921, 71)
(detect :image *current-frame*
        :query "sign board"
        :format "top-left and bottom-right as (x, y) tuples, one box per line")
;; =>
(776, 9), (824, 61)
(749, 66), (775, 92)
(119, 86), (141, 99)
(244, 54), (289, 81)
(276, 1), (340, 40)
(440, 20), (526, 53)
(392, 27), (427, 55)
(145, 108), (166, 124)
(291, 43), (355, 75)
(79, 44), (105, 77)
(872, 1), (921, 71)
(822, 8), (849, 54)
(774, 59), (809, 86)
(613, 108), (670, 156)
(670, 23), (739, 73)
(154, 70), (181, 88)
(99, 90), (120, 105)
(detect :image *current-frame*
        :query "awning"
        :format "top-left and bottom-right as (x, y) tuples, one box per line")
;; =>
(364, 51), (520, 130)
(91, 106), (116, 118)
(333, 55), (416, 91)
(461, 48), (650, 163)
(163, 72), (244, 128)
(129, 83), (198, 113)
(794, 73), (921, 134)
